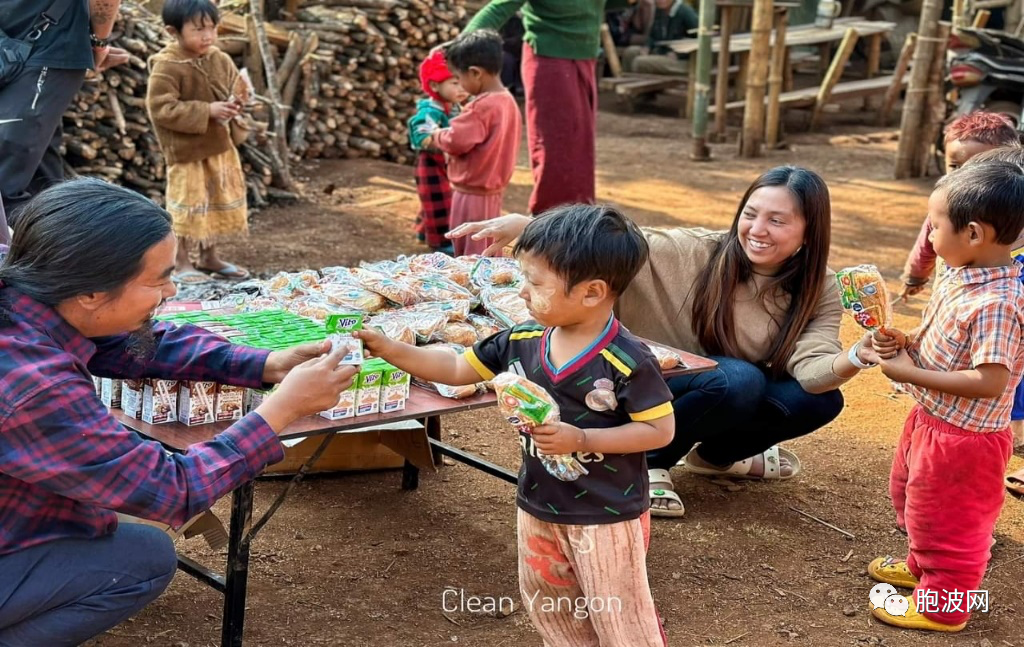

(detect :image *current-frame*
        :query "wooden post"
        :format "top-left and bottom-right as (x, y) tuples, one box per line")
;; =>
(713, 4), (734, 142)
(952, 0), (967, 28)
(811, 28), (859, 128)
(972, 10), (991, 28)
(244, 20), (266, 96)
(765, 8), (787, 148)
(863, 32), (882, 109)
(601, 24), (623, 77)
(894, 0), (945, 179)
(248, 0), (297, 192)
(740, 0), (773, 157)
(918, 22), (952, 176)
(878, 33), (916, 126)
(691, 0), (716, 160)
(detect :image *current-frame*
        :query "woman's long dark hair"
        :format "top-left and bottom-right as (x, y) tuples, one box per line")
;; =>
(691, 166), (831, 378)
(0, 178), (173, 306)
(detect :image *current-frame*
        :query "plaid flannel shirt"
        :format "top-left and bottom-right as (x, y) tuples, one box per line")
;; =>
(906, 263), (1024, 432)
(0, 285), (284, 556)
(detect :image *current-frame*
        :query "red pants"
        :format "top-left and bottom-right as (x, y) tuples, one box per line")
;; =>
(521, 45), (597, 215)
(891, 406), (1012, 625)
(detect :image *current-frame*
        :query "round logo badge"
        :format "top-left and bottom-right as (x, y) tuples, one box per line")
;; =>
(585, 388), (618, 412)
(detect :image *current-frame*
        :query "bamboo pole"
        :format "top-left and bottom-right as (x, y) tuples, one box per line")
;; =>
(691, 0), (716, 160)
(952, 0), (967, 28)
(765, 8), (787, 149)
(713, 5), (734, 142)
(894, 0), (945, 179)
(918, 22), (952, 176)
(878, 33), (916, 126)
(811, 28), (859, 128)
(601, 24), (623, 77)
(740, 0), (773, 157)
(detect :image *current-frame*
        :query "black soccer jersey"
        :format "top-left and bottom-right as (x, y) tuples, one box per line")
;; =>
(465, 317), (674, 525)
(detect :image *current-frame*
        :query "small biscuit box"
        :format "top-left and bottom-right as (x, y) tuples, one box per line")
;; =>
(355, 364), (384, 416)
(320, 380), (357, 420)
(100, 378), (122, 409)
(142, 379), (178, 425)
(121, 379), (145, 419)
(379, 362), (410, 413)
(245, 386), (276, 415)
(216, 385), (245, 421)
(178, 381), (216, 426)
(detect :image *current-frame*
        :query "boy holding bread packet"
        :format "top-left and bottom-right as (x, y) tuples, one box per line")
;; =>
(355, 205), (674, 646)
(862, 161), (1024, 633)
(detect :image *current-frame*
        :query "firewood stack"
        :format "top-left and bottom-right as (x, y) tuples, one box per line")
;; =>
(62, 0), (468, 206)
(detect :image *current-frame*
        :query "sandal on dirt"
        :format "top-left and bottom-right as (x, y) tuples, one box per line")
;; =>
(173, 269), (213, 285)
(681, 445), (802, 481)
(1005, 467), (1024, 496)
(871, 594), (966, 632)
(868, 556), (919, 589)
(195, 262), (250, 281)
(648, 468), (685, 518)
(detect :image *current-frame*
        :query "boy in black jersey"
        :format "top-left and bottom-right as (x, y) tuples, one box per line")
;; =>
(356, 204), (674, 646)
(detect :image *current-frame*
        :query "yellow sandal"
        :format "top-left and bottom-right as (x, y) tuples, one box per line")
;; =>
(868, 556), (919, 589)
(871, 594), (967, 633)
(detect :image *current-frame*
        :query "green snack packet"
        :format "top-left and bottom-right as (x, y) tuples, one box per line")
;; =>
(325, 314), (365, 365)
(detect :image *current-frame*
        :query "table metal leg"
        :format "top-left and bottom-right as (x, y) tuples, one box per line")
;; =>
(426, 415), (442, 465)
(402, 459), (420, 490)
(221, 481), (254, 647)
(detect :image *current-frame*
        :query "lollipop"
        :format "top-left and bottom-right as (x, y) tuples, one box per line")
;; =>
(491, 373), (588, 482)
(835, 265), (893, 332)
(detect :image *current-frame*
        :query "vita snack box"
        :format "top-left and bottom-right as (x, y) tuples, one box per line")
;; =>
(355, 363), (384, 416)
(379, 361), (410, 413)
(320, 380), (358, 420)
(216, 384), (245, 421)
(178, 381), (216, 426)
(142, 379), (178, 425)
(245, 386), (276, 415)
(100, 378), (122, 409)
(121, 379), (145, 419)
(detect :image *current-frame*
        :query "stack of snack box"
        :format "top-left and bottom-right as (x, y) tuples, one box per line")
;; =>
(95, 309), (411, 425)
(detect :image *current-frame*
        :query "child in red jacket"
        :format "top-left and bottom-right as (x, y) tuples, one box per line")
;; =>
(422, 30), (521, 257)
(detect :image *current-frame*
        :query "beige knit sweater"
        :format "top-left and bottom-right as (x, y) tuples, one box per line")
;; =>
(617, 227), (848, 394)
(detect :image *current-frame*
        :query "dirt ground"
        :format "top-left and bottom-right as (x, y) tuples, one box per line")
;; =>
(87, 102), (1024, 647)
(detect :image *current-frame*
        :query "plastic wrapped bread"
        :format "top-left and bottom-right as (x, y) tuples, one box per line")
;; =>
(492, 373), (588, 482)
(836, 265), (893, 331)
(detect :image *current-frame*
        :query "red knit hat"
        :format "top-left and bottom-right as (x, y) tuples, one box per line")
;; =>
(419, 49), (453, 102)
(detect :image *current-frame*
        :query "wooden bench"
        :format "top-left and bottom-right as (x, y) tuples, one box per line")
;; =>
(600, 66), (740, 113)
(709, 73), (907, 115)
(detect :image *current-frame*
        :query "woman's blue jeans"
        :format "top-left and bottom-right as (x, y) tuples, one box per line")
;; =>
(647, 356), (845, 471)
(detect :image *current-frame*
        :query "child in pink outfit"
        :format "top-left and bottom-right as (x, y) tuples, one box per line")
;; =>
(424, 30), (521, 257)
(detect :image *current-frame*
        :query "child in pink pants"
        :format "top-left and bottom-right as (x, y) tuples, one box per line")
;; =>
(868, 160), (1024, 632)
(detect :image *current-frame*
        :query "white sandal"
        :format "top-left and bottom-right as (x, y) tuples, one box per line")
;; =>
(681, 445), (802, 481)
(648, 468), (686, 518)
